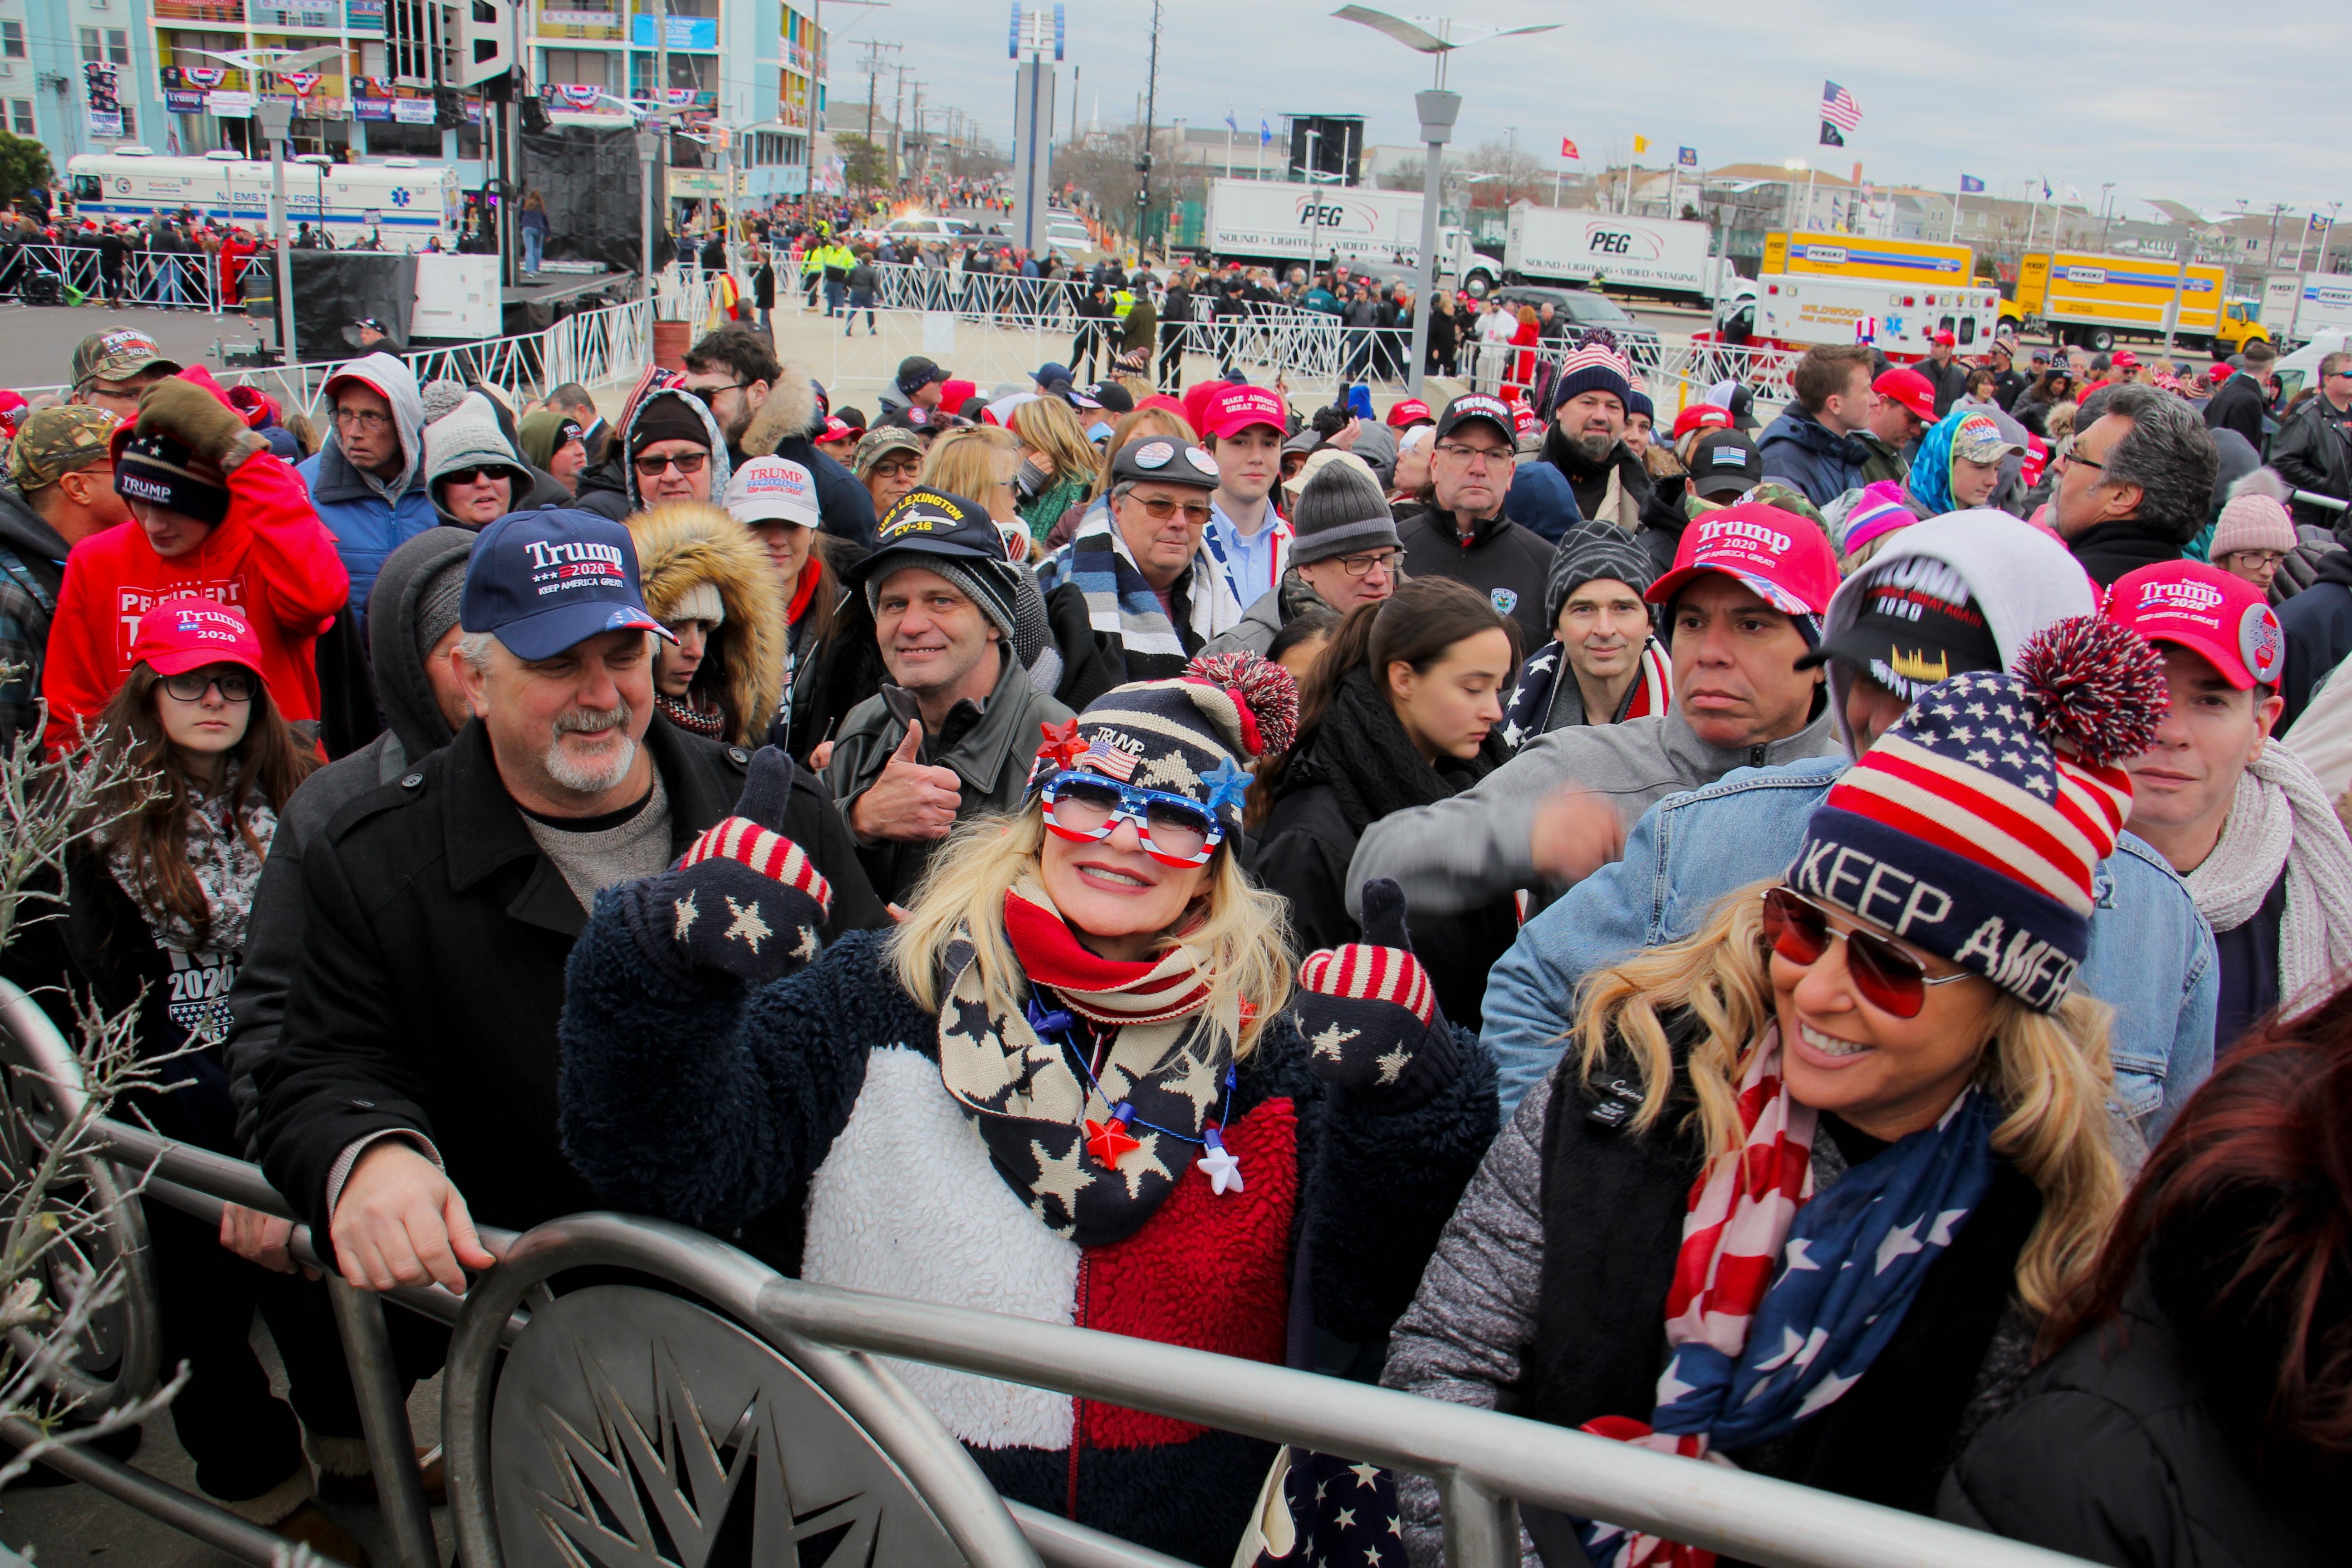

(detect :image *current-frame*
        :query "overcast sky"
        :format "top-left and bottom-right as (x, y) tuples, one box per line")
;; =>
(839, 0), (2349, 220)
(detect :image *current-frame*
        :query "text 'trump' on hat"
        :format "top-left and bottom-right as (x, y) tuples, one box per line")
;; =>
(461, 508), (675, 661)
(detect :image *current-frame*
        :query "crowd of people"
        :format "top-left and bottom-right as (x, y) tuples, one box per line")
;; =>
(2, 302), (2350, 1568)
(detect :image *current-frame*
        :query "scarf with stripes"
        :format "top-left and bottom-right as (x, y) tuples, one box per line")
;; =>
(1062, 505), (1249, 684)
(1578, 1027), (1998, 1568)
(935, 880), (1236, 1245)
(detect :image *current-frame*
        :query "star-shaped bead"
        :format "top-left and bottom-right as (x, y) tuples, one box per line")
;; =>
(1198, 1135), (1245, 1195)
(1085, 1114), (1141, 1168)
(723, 895), (772, 953)
(1201, 756), (1251, 816)
(672, 890), (699, 940)
(1036, 716), (1086, 772)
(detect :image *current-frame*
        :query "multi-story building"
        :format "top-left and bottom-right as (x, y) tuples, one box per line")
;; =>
(1, 0), (168, 171)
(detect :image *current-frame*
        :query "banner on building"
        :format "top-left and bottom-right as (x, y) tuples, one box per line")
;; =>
(166, 89), (208, 115)
(209, 90), (257, 118)
(84, 59), (122, 137)
(394, 97), (436, 124)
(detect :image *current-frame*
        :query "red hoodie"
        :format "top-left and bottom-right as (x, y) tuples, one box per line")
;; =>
(40, 372), (350, 757)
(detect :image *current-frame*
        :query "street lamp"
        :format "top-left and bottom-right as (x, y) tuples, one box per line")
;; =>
(1332, 5), (1559, 396)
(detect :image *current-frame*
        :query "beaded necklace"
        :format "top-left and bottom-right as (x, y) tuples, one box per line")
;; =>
(1025, 991), (1246, 1195)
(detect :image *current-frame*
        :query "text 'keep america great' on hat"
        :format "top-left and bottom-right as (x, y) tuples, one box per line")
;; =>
(461, 508), (676, 661)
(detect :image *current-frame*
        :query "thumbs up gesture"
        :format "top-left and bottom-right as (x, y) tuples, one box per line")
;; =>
(1292, 878), (1461, 1111)
(847, 720), (966, 844)
(617, 747), (833, 988)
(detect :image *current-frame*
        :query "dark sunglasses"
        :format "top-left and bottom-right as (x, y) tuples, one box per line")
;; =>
(1759, 887), (1971, 1019)
(442, 466), (514, 486)
(633, 451), (710, 477)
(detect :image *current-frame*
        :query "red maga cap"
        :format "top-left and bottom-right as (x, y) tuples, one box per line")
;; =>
(2102, 560), (2283, 690)
(1205, 384), (1287, 440)
(1646, 502), (1839, 618)
(1872, 367), (1937, 422)
(130, 598), (267, 681)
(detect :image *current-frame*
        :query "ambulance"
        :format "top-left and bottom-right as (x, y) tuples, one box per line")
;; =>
(1747, 232), (1999, 362)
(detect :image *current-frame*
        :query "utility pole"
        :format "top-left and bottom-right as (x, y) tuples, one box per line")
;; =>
(892, 62), (909, 183)
(855, 38), (898, 152)
(1502, 125), (1514, 208)
(2098, 181), (2116, 252)
(1137, 0), (1161, 258)
(1071, 65), (1081, 145)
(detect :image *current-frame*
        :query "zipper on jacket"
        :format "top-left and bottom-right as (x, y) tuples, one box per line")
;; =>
(1749, 743), (1768, 767)
(1065, 1250), (1090, 1520)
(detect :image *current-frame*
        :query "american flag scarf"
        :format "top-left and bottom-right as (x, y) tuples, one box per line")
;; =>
(934, 882), (1236, 1246)
(1580, 1026), (1999, 1568)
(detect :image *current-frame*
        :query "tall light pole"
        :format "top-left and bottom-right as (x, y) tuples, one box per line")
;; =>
(1331, 6), (1559, 396)
(2098, 181), (2117, 251)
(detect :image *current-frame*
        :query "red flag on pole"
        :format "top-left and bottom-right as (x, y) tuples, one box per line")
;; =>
(1559, 137), (1581, 162)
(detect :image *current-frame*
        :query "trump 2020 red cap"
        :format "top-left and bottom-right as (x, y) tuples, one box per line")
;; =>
(129, 598), (267, 681)
(1646, 502), (1840, 619)
(2102, 560), (2284, 690)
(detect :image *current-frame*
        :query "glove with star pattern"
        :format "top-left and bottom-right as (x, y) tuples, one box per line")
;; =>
(617, 746), (832, 987)
(1292, 877), (1460, 1111)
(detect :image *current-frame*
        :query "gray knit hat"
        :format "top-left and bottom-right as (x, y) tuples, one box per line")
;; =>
(1543, 520), (1657, 628)
(414, 553), (471, 658)
(1289, 455), (1402, 567)
(424, 392), (528, 492)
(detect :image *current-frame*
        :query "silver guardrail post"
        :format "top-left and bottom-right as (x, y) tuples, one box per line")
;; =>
(323, 1276), (439, 1568)
(1438, 1472), (1519, 1568)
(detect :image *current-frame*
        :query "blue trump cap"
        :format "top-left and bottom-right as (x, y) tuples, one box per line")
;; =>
(460, 508), (676, 661)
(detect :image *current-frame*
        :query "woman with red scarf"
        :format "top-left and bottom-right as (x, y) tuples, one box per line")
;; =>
(559, 652), (1501, 1564)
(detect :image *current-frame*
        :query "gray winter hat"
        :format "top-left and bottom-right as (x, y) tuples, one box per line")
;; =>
(1544, 520), (1657, 628)
(1289, 455), (1402, 567)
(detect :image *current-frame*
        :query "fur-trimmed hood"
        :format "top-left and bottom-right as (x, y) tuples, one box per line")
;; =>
(741, 360), (823, 455)
(627, 501), (786, 747)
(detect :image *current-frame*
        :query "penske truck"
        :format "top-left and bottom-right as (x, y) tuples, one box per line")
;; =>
(1500, 208), (1715, 305)
(1744, 231), (1998, 361)
(1200, 177), (1480, 281)
(2258, 273), (2352, 350)
(2000, 249), (2265, 353)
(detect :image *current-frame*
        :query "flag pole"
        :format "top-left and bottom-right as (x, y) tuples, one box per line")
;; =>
(1804, 166), (1818, 230)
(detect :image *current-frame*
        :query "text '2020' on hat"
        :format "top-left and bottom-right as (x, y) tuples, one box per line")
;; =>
(461, 509), (675, 661)
(1800, 549), (2002, 702)
(130, 598), (266, 682)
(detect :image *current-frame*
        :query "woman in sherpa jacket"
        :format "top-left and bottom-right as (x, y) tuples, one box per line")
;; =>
(627, 500), (785, 746)
(560, 645), (1499, 1566)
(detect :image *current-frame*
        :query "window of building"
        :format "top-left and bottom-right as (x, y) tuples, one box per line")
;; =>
(118, 102), (136, 137)
(107, 29), (130, 65)
(543, 49), (612, 89)
(80, 27), (102, 63)
(1, 20), (24, 58)
(9, 99), (33, 136)
(364, 118), (442, 156)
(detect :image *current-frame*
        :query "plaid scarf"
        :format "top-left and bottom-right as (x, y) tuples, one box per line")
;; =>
(1063, 506), (1248, 683)
(1580, 1027), (1999, 1568)
(935, 881), (1237, 1246)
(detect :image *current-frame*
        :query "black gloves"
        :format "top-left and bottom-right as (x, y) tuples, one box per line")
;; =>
(1293, 878), (1460, 1110)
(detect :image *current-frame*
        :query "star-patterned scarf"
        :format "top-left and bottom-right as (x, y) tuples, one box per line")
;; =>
(936, 881), (1236, 1247)
(1578, 1027), (1999, 1568)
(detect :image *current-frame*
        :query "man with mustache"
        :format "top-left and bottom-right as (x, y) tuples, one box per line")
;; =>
(251, 510), (884, 1306)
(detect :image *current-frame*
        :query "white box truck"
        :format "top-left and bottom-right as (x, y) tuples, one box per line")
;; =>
(2260, 274), (2352, 350)
(1200, 177), (1480, 282)
(1502, 207), (1715, 305)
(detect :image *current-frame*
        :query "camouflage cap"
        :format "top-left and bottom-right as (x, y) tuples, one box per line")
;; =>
(8, 407), (121, 491)
(69, 328), (181, 391)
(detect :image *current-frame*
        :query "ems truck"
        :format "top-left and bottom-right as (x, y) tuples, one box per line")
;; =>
(1500, 207), (1715, 305)
(2259, 273), (2352, 350)
(2000, 249), (2264, 354)
(1746, 231), (1998, 362)
(66, 148), (464, 252)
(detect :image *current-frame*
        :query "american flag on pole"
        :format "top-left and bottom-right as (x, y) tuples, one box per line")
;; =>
(1822, 80), (1862, 132)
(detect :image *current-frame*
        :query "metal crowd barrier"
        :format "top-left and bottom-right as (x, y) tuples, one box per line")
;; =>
(0, 980), (2100, 1568)
(2, 244), (222, 314)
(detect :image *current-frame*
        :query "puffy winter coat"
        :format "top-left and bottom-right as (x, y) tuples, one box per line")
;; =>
(628, 501), (786, 747)
(294, 352), (436, 618)
(1757, 407), (1870, 508)
(742, 367), (879, 545)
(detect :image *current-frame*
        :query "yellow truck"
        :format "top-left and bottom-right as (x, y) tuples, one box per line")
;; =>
(2000, 250), (2268, 354)
(1750, 232), (1998, 360)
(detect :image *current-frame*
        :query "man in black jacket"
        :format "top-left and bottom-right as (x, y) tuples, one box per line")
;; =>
(252, 510), (882, 1296)
(2202, 341), (2276, 451)
(680, 324), (876, 544)
(1397, 393), (1553, 646)
(2269, 348), (2352, 531)
(2052, 382), (2220, 588)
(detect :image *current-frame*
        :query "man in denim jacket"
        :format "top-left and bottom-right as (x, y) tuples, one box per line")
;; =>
(1481, 510), (2218, 1132)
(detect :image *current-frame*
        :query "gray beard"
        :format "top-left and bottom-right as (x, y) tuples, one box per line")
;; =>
(1569, 431), (1615, 464)
(544, 703), (637, 794)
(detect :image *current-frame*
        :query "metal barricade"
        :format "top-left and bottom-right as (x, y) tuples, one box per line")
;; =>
(0, 980), (2101, 1568)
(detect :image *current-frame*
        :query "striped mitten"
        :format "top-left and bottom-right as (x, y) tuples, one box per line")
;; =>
(1293, 878), (1459, 1108)
(620, 747), (833, 987)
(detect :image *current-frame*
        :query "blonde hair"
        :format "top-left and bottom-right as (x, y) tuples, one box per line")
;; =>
(1571, 881), (2123, 1316)
(1088, 408), (1193, 500)
(921, 425), (1020, 508)
(890, 808), (1296, 1059)
(1008, 396), (1099, 485)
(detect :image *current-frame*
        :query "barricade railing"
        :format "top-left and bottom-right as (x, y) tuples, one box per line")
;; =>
(0, 979), (2100, 1568)
(2, 244), (223, 314)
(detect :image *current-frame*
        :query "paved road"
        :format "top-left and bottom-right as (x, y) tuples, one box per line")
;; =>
(3, 300), (277, 394)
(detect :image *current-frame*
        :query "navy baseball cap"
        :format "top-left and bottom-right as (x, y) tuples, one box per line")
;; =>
(461, 508), (675, 661)
(848, 488), (1006, 583)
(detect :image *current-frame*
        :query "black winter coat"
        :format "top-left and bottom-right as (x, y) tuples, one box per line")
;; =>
(2268, 394), (2352, 531)
(2066, 518), (2184, 590)
(250, 719), (885, 1252)
(2274, 547), (2352, 733)
(2203, 372), (2270, 452)
(1939, 1293), (2331, 1568)
(1395, 505), (1555, 646)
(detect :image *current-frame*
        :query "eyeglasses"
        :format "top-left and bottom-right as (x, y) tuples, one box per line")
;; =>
(1334, 549), (1403, 577)
(1127, 494), (1213, 526)
(1760, 887), (1973, 1019)
(686, 380), (752, 405)
(633, 450), (710, 477)
(159, 670), (255, 704)
(442, 466), (513, 486)
(332, 407), (393, 431)
(866, 456), (922, 479)
(2225, 548), (2288, 567)
(1041, 770), (1225, 867)
(1436, 442), (1511, 468)
(2057, 447), (2105, 473)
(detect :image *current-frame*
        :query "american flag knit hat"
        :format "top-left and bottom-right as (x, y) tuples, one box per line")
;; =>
(1784, 617), (2167, 1011)
(1028, 651), (1299, 832)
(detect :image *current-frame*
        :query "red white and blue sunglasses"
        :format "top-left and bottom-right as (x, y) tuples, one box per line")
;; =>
(1040, 770), (1226, 867)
